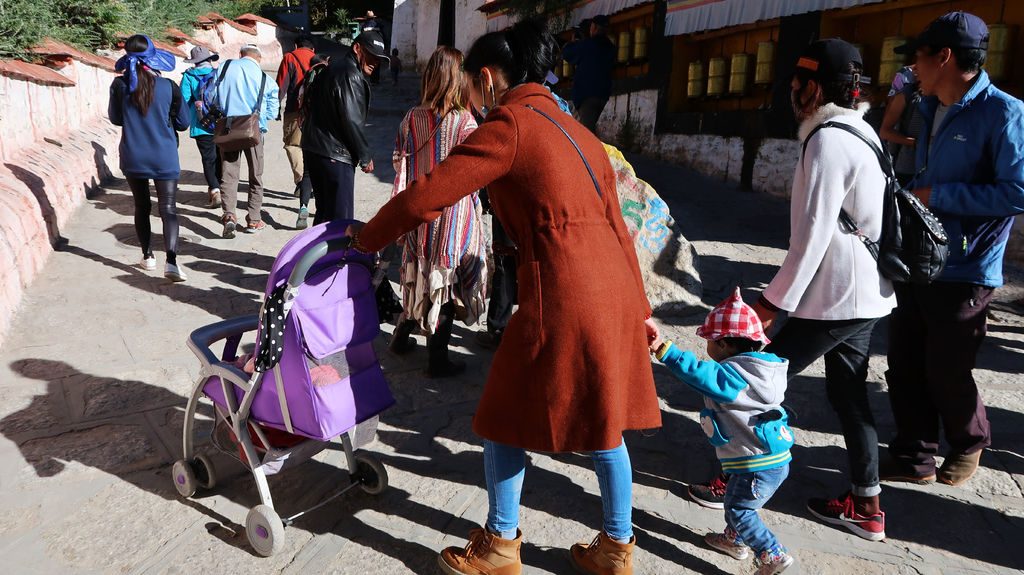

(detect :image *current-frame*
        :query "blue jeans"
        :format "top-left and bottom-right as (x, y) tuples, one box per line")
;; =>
(484, 439), (633, 541)
(724, 465), (788, 555)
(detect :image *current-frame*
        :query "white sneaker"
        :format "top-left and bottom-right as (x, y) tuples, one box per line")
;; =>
(164, 262), (188, 282)
(139, 256), (156, 271)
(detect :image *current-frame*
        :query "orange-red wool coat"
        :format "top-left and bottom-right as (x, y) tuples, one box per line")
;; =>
(359, 84), (662, 452)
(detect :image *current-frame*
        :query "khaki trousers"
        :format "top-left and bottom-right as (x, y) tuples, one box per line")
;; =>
(282, 111), (304, 185)
(220, 138), (265, 224)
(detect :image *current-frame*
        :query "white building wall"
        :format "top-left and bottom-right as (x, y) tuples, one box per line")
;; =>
(392, 0), (488, 71)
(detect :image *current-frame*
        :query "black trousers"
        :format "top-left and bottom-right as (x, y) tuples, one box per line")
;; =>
(127, 177), (179, 262)
(194, 135), (222, 190)
(487, 217), (517, 334)
(306, 151), (355, 224)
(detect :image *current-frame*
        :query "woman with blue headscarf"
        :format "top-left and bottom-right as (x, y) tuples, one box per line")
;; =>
(109, 35), (190, 281)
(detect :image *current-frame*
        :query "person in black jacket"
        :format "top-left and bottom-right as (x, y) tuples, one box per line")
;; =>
(301, 30), (389, 224)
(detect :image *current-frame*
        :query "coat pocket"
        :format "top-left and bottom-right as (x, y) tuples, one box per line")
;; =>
(753, 408), (795, 454)
(700, 408), (730, 447)
(513, 261), (544, 355)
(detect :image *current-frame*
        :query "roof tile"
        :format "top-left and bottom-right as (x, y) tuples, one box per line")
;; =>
(0, 60), (76, 86)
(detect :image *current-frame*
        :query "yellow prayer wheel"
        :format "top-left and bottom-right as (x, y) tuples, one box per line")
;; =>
(617, 31), (631, 63)
(562, 59), (574, 79)
(687, 60), (705, 98)
(632, 27), (649, 60)
(729, 53), (750, 94)
(984, 24), (1013, 81)
(755, 41), (775, 85)
(879, 36), (908, 85)
(707, 57), (727, 96)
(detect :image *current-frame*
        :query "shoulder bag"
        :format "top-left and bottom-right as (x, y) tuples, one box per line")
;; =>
(213, 66), (267, 153)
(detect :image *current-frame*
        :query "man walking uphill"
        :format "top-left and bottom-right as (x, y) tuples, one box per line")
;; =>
(883, 12), (1024, 487)
(301, 30), (387, 224)
(214, 44), (280, 238)
(276, 35), (316, 228)
(562, 14), (616, 134)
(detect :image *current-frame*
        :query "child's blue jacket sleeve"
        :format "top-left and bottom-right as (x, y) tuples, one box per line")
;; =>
(658, 343), (748, 403)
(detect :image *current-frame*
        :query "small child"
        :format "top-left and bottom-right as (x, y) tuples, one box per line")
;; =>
(390, 48), (402, 86)
(651, 287), (795, 575)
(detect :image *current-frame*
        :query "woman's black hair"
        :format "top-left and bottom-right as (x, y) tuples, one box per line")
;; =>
(794, 61), (868, 110)
(463, 19), (559, 86)
(124, 34), (156, 116)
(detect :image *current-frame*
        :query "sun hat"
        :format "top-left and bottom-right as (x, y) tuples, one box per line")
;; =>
(696, 287), (770, 345)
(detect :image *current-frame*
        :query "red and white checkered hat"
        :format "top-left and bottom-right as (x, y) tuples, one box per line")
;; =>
(696, 287), (770, 345)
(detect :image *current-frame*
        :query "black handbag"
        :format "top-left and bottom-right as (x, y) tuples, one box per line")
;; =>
(802, 121), (948, 284)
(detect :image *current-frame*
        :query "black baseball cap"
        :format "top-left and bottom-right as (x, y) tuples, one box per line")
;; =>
(796, 39), (871, 84)
(894, 11), (989, 55)
(592, 14), (610, 28)
(355, 30), (390, 62)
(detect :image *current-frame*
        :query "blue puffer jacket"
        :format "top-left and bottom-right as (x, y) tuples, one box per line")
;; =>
(912, 70), (1024, 287)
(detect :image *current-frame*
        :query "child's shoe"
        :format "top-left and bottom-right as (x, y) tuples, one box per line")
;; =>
(704, 528), (749, 560)
(754, 547), (794, 575)
(437, 528), (522, 575)
(806, 491), (885, 541)
(569, 531), (634, 575)
(689, 472), (728, 509)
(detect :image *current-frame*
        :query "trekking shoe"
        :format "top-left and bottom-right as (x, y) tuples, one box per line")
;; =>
(438, 528), (522, 575)
(688, 472), (728, 509)
(755, 547), (794, 575)
(704, 529), (749, 560)
(569, 531), (635, 575)
(208, 188), (221, 208)
(164, 262), (188, 282)
(222, 215), (236, 239)
(878, 455), (936, 485)
(296, 207), (309, 230)
(139, 255), (157, 271)
(475, 330), (503, 350)
(806, 491), (885, 542)
(245, 220), (267, 233)
(938, 450), (982, 486)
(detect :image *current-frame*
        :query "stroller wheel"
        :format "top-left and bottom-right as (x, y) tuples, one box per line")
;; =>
(246, 504), (285, 557)
(354, 453), (389, 495)
(171, 459), (198, 498)
(194, 454), (217, 490)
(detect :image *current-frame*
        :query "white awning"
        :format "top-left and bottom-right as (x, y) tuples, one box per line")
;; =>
(485, 0), (650, 33)
(664, 0), (883, 37)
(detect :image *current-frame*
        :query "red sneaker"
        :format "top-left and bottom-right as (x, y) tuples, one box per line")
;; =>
(688, 472), (728, 509)
(806, 491), (885, 542)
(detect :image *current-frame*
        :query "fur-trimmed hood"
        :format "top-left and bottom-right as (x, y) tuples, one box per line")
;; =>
(797, 102), (871, 142)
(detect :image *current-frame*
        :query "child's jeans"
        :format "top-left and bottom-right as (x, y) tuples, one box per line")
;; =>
(724, 464), (789, 554)
(484, 438), (634, 541)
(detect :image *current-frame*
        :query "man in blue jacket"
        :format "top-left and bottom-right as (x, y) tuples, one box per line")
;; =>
(884, 12), (1024, 487)
(214, 44), (280, 238)
(562, 14), (615, 134)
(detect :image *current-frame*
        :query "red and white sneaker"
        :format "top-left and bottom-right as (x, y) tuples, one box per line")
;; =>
(806, 491), (885, 542)
(688, 472), (728, 509)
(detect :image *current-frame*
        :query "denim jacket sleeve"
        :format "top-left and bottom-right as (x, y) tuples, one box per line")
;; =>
(658, 344), (748, 403)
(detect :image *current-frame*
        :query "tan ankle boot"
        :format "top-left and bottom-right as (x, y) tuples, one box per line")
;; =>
(569, 531), (634, 575)
(438, 528), (522, 575)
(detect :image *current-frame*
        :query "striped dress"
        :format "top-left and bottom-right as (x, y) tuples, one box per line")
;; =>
(391, 107), (488, 333)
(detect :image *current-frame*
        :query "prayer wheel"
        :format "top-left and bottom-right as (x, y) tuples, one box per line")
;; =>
(633, 27), (649, 60)
(729, 53), (751, 94)
(984, 24), (1013, 81)
(617, 31), (631, 63)
(879, 36), (907, 85)
(687, 60), (705, 98)
(755, 41), (775, 85)
(707, 57), (727, 96)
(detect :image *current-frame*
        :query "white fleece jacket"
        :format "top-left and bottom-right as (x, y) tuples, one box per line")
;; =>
(762, 103), (896, 320)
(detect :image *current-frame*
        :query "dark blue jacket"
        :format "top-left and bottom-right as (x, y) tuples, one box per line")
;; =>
(912, 70), (1024, 287)
(562, 33), (615, 104)
(109, 75), (189, 180)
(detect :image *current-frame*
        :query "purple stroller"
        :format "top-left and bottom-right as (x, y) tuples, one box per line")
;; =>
(173, 220), (395, 556)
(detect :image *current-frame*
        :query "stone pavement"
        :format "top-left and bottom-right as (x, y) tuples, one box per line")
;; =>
(0, 72), (1022, 575)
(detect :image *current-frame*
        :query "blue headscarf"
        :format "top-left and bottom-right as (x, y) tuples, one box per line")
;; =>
(114, 36), (177, 92)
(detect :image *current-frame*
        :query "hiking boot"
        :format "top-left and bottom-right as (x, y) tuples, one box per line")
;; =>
(878, 455), (935, 485)
(437, 528), (522, 575)
(475, 330), (503, 350)
(938, 450), (982, 486)
(208, 188), (221, 208)
(704, 529), (749, 560)
(222, 215), (236, 239)
(806, 491), (885, 542)
(246, 220), (267, 233)
(164, 262), (188, 282)
(569, 531), (634, 575)
(139, 255), (157, 271)
(755, 547), (794, 575)
(688, 472), (728, 509)
(296, 207), (309, 230)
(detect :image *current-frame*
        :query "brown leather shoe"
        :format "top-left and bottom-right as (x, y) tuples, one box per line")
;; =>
(938, 450), (982, 486)
(438, 528), (522, 575)
(878, 456), (935, 485)
(569, 531), (634, 575)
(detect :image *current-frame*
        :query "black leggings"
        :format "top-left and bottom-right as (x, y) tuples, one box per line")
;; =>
(128, 178), (179, 264)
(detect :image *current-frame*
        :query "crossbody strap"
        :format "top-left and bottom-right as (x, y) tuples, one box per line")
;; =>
(524, 105), (602, 199)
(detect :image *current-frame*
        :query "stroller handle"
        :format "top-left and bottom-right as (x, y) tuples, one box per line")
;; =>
(187, 314), (260, 366)
(286, 237), (360, 288)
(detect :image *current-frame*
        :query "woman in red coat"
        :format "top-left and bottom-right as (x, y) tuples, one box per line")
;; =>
(350, 21), (661, 575)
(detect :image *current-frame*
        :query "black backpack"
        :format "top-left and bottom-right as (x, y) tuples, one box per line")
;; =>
(802, 121), (948, 284)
